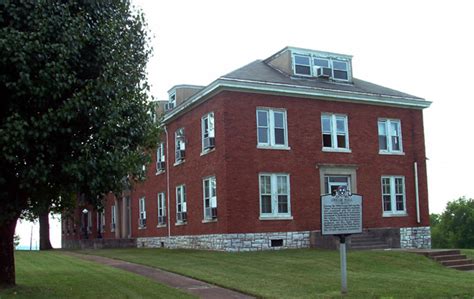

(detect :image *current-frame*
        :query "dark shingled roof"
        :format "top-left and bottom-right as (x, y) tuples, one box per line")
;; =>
(221, 60), (423, 100)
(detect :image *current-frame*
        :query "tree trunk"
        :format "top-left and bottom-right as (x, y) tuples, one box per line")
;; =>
(0, 216), (19, 288)
(39, 211), (52, 250)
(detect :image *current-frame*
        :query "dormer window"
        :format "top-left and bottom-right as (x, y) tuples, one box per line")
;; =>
(166, 93), (176, 111)
(294, 55), (311, 76)
(292, 50), (351, 82)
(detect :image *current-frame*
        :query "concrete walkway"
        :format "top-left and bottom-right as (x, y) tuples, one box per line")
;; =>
(62, 251), (255, 299)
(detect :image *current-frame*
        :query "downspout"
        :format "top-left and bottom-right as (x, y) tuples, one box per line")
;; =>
(165, 125), (171, 238)
(414, 162), (421, 223)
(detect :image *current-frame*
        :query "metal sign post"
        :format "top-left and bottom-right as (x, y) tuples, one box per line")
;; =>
(321, 187), (363, 295)
(339, 234), (348, 294)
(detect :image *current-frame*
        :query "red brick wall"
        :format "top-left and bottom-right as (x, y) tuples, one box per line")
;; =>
(219, 91), (429, 233)
(69, 89), (429, 240)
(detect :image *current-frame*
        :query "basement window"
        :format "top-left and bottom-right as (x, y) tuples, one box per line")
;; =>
(271, 239), (284, 247)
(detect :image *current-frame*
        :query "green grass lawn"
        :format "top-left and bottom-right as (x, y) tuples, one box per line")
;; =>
(0, 250), (193, 299)
(80, 248), (474, 299)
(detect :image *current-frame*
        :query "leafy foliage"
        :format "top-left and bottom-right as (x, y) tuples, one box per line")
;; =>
(0, 0), (160, 224)
(431, 197), (474, 248)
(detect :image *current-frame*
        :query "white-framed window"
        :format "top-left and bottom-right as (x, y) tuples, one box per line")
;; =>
(201, 112), (215, 152)
(157, 192), (166, 226)
(256, 108), (288, 148)
(166, 92), (176, 111)
(292, 52), (351, 81)
(176, 184), (187, 223)
(293, 54), (311, 76)
(139, 197), (146, 228)
(203, 176), (217, 220)
(259, 173), (291, 218)
(175, 128), (185, 163)
(156, 142), (165, 173)
(381, 176), (407, 216)
(321, 113), (349, 151)
(96, 211), (105, 233)
(324, 175), (351, 195)
(111, 205), (116, 232)
(378, 119), (403, 153)
(87, 212), (92, 233)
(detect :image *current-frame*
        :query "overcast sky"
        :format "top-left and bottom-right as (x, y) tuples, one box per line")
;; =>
(16, 0), (474, 247)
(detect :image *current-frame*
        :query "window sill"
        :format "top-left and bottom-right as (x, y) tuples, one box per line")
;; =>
(257, 145), (291, 151)
(200, 148), (215, 156)
(379, 151), (405, 156)
(259, 216), (293, 221)
(138, 226), (147, 230)
(111, 229), (115, 233)
(382, 213), (408, 218)
(156, 170), (165, 176)
(322, 148), (351, 153)
(175, 222), (187, 226)
(157, 224), (167, 228)
(174, 160), (185, 167)
(202, 219), (218, 223)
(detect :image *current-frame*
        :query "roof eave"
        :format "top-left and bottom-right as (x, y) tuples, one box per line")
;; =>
(162, 78), (431, 123)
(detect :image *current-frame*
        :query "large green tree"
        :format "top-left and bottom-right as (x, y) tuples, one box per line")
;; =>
(430, 197), (474, 249)
(0, 0), (159, 287)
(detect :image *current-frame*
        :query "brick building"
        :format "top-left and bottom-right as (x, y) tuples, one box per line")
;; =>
(62, 47), (432, 251)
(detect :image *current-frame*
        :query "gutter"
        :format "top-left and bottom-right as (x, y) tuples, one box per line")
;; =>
(165, 125), (171, 238)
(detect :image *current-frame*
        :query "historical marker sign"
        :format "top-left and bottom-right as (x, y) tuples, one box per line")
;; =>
(321, 189), (363, 236)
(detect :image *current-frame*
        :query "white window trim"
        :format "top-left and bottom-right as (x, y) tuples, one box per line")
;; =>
(292, 54), (312, 77)
(168, 92), (176, 109)
(321, 113), (350, 151)
(201, 112), (215, 154)
(139, 197), (146, 229)
(378, 119), (404, 154)
(256, 108), (289, 148)
(157, 192), (166, 227)
(259, 173), (292, 219)
(381, 176), (407, 217)
(176, 184), (187, 224)
(202, 176), (217, 221)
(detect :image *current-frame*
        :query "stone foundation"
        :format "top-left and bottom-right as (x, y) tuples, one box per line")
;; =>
(62, 238), (136, 249)
(400, 226), (431, 249)
(137, 231), (311, 252)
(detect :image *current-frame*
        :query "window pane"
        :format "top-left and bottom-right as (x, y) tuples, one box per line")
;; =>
(395, 178), (404, 194)
(379, 136), (388, 150)
(257, 111), (268, 127)
(396, 195), (404, 211)
(211, 178), (216, 197)
(274, 112), (284, 128)
(277, 176), (288, 194)
(329, 176), (349, 183)
(258, 128), (269, 144)
(333, 61), (348, 70)
(322, 116), (331, 133)
(378, 122), (387, 135)
(323, 134), (332, 147)
(336, 117), (346, 133)
(337, 135), (346, 148)
(294, 55), (310, 65)
(314, 58), (329, 67)
(392, 136), (400, 151)
(261, 195), (272, 213)
(278, 195), (288, 213)
(204, 180), (210, 198)
(390, 122), (399, 136)
(333, 70), (348, 80)
(383, 195), (392, 211)
(382, 178), (391, 194)
(274, 128), (285, 145)
(295, 65), (311, 75)
(260, 176), (271, 194)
